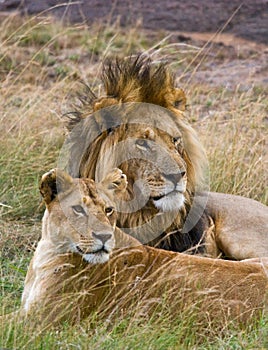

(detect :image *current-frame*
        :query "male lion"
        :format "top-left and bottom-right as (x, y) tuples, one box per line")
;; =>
(65, 55), (268, 260)
(21, 169), (268, 327)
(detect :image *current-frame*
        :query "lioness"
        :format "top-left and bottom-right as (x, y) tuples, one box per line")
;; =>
(66, 55), (268, 260)
(21, 169), (268, 326)
(21, 168), (136, 313)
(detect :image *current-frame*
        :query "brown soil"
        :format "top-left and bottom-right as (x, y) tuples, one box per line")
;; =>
(1, 0), (267, 44)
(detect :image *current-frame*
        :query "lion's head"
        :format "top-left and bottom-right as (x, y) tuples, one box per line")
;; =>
(40, 168), (128, 264)
(65, 56), (207, 251)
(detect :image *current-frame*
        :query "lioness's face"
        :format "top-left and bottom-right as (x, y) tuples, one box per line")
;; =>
(41, 169), (127, 264)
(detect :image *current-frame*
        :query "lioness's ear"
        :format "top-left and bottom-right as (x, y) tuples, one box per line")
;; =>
(40, 168), (73, 204)
(99, 168), (128, 194)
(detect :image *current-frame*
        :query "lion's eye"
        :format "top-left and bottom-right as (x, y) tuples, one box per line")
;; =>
(173, 136), (181, 144)
(72, 205), (86, 216)
(105, 207), (114, 216)
(136, 139), (149, 149)
(173, 136), (183, 150)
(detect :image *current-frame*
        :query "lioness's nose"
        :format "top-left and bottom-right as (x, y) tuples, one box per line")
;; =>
(165, 171), (186, 184)
(92, 232), (112, 244)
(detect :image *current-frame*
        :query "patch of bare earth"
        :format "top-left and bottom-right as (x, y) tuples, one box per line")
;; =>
(1, 0), (268, 86)
(174, 32), (268, 89)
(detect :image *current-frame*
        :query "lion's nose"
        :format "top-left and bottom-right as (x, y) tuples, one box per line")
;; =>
(92, 232), (112, 244)
(165, 171), (186, 184)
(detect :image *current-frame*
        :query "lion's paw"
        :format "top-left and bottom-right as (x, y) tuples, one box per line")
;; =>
(102, 168), (128, 192)
(110, 168), (128, 190)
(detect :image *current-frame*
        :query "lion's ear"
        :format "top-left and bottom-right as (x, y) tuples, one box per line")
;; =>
(93, 97), (120, 112)
(172, 88), (186, 111)
(99, 168), (128, 194)
(40, 169), (73, 204)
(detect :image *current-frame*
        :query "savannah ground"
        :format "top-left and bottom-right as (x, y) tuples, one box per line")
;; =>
(0, 10), (268, 350)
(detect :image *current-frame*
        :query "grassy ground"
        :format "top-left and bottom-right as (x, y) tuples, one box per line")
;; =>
(0, 14), (267, 349)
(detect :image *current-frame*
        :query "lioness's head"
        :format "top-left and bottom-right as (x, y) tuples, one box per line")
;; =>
(40, 168), (127, 264)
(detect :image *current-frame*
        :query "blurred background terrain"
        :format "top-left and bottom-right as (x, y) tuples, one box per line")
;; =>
(1, 0), (268, 44)
(1, 0), (267, 87)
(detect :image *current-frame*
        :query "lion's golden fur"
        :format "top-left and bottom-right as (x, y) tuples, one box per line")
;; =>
(70, 56), (204, 185)
(67, 56), (207, 253)
(66, 55), (268, 259)
(21, 171), (268, 327)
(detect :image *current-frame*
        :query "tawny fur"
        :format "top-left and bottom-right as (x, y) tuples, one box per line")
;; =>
(67, 56), (207, 253)
(26, 248), (268, 327)
(66, 55), (268, 259)
(21, 170), (268, 328)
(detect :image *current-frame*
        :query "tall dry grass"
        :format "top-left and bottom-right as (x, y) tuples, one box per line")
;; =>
(0, 13), (267, 349)
(193, 85), (267, 203)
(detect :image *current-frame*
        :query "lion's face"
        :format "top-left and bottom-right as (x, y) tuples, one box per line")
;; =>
(91, 118), (189, 215)
(119, 125), (187, 212)
(40, 168), (127, 264)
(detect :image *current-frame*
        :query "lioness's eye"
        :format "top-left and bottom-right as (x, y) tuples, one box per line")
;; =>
(72, 205), (86, 216)
(136, 139), (149, 149)
(105, 207), (114, 216)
